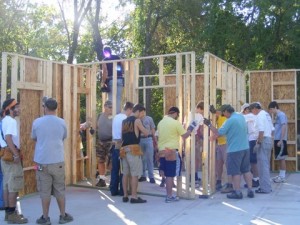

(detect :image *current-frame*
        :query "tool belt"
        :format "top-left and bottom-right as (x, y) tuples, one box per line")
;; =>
(159, 148), (177, 161)
(0, 146), (14, 162)
(120, 144), (143, 158)
(113, 139), (123, 149)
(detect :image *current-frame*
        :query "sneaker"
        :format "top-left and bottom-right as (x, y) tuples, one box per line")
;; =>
(138, 177), (147, 182)
(227, 191), (243, 199)
(96, 179), (106, 187)
(252, 179), (260, 187)
(247, 190), (254, 198)
(59, 213), (73, 224)
(149, 178), (155, 184)
(255, 188), (271, 194)
(172, 182), (177, 188)
(165, 196), (180, 203)
(160, 178), (166, 187)
(130, 197), (147, 203)
(244, 179), (260, 188)
(221, 183), (233, 193)
(7, 211), (28, 224)
(36, 215), (51, 225)
(273, 176), (285, 183)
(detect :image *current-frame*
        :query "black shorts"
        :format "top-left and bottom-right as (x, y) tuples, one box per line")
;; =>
(249, 140), (257, 164)
(274, 140), (288, 160)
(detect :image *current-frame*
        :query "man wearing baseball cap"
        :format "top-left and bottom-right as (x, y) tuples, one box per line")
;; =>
(1, 98), (28, 223)
(204, 104), (254, 199)
(157, 106), (197, 203)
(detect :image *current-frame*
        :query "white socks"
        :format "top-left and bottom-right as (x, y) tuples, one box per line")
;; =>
(279, 170), (286, 178)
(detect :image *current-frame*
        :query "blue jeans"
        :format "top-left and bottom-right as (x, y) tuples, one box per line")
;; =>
(108, 78), (123, 113)
(109, 146), (123, 196)
(140, 138), (154, 179)
(0, 160), (4, 207)
(257, 137), (272, 192)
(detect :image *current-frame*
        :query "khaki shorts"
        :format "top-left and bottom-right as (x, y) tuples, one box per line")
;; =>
(1, 159), (24, 192)
(36, 162), (65, 199)
(216, 144), (227, 162)
(121, 152), (142, 177)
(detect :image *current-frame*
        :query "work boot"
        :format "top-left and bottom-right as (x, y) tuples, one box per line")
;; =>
(138, 176), (146, 182)
(160, 178), (166, 187)
(96, 179), (106, 187)
(7, 211), (28, 224)
(221, 183), (233, 193)
(216, 180), (222, 191)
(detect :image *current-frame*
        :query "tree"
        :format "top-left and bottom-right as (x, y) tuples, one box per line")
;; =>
(58, 0), (93, 64)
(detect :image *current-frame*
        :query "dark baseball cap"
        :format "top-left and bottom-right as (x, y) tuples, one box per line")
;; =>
(168, 106), (180, 114)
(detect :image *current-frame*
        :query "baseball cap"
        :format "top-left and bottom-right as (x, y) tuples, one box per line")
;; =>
(220, 104), (231, 112)
(249, 102), (262, 110)
(240, 103), (250, 113)
(104, 100), (112, 107)
(168, 106), (180, 114)
(2, 98), (19, 111)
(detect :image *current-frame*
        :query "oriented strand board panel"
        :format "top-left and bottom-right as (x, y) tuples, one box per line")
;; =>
(274, 161), (296, 171)
(19, 90), (41, 196)
(273, 71), (295, 81)
(273, 85), (295, 99)
(249, 72), (272, 109)
(25, 59), (39, 82)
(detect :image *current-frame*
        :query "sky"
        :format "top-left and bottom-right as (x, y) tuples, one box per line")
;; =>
(31, 0), (134, 23)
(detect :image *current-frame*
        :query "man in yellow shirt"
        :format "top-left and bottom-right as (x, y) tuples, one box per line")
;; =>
(158, 106), (196, 203)
(211, 109), (233, 193)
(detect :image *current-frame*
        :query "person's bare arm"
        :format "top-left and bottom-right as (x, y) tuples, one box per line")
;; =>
(5, 134), (20, 163)
(277, 124), (287, 146)
(181, 130), (192, 139)
(135, 119), (149, 136)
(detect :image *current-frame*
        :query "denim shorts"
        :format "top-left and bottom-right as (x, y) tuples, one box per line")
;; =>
(159, 150), (182, 177)
(227, 149), (250, 176)
(249, 140), (257, 164)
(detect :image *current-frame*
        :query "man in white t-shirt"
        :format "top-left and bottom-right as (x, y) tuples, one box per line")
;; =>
(1, 98), (28, 223)
(250, 102), (274, 194)
(109, 102), (134, 196)
(241, 103), (259, 188)
(188, 101), (204, 186)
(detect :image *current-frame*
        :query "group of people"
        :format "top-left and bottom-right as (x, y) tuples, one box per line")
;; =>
(96, 100), (198, 204)
(204, 101), (288, 199)
(0, 97), (73, 224)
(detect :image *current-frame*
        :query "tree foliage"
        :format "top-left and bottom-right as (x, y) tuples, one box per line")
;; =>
(1, 0), (300, 119)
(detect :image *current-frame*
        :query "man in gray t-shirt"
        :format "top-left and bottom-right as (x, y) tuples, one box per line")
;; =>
(138, 112), (157, 183)
(31, 97), (73, 224)
(96, 100), (113, 187)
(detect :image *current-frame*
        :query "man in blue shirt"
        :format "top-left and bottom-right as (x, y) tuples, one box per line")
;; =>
(268, 101), (288, 183)
(204, 104), (254, 199)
